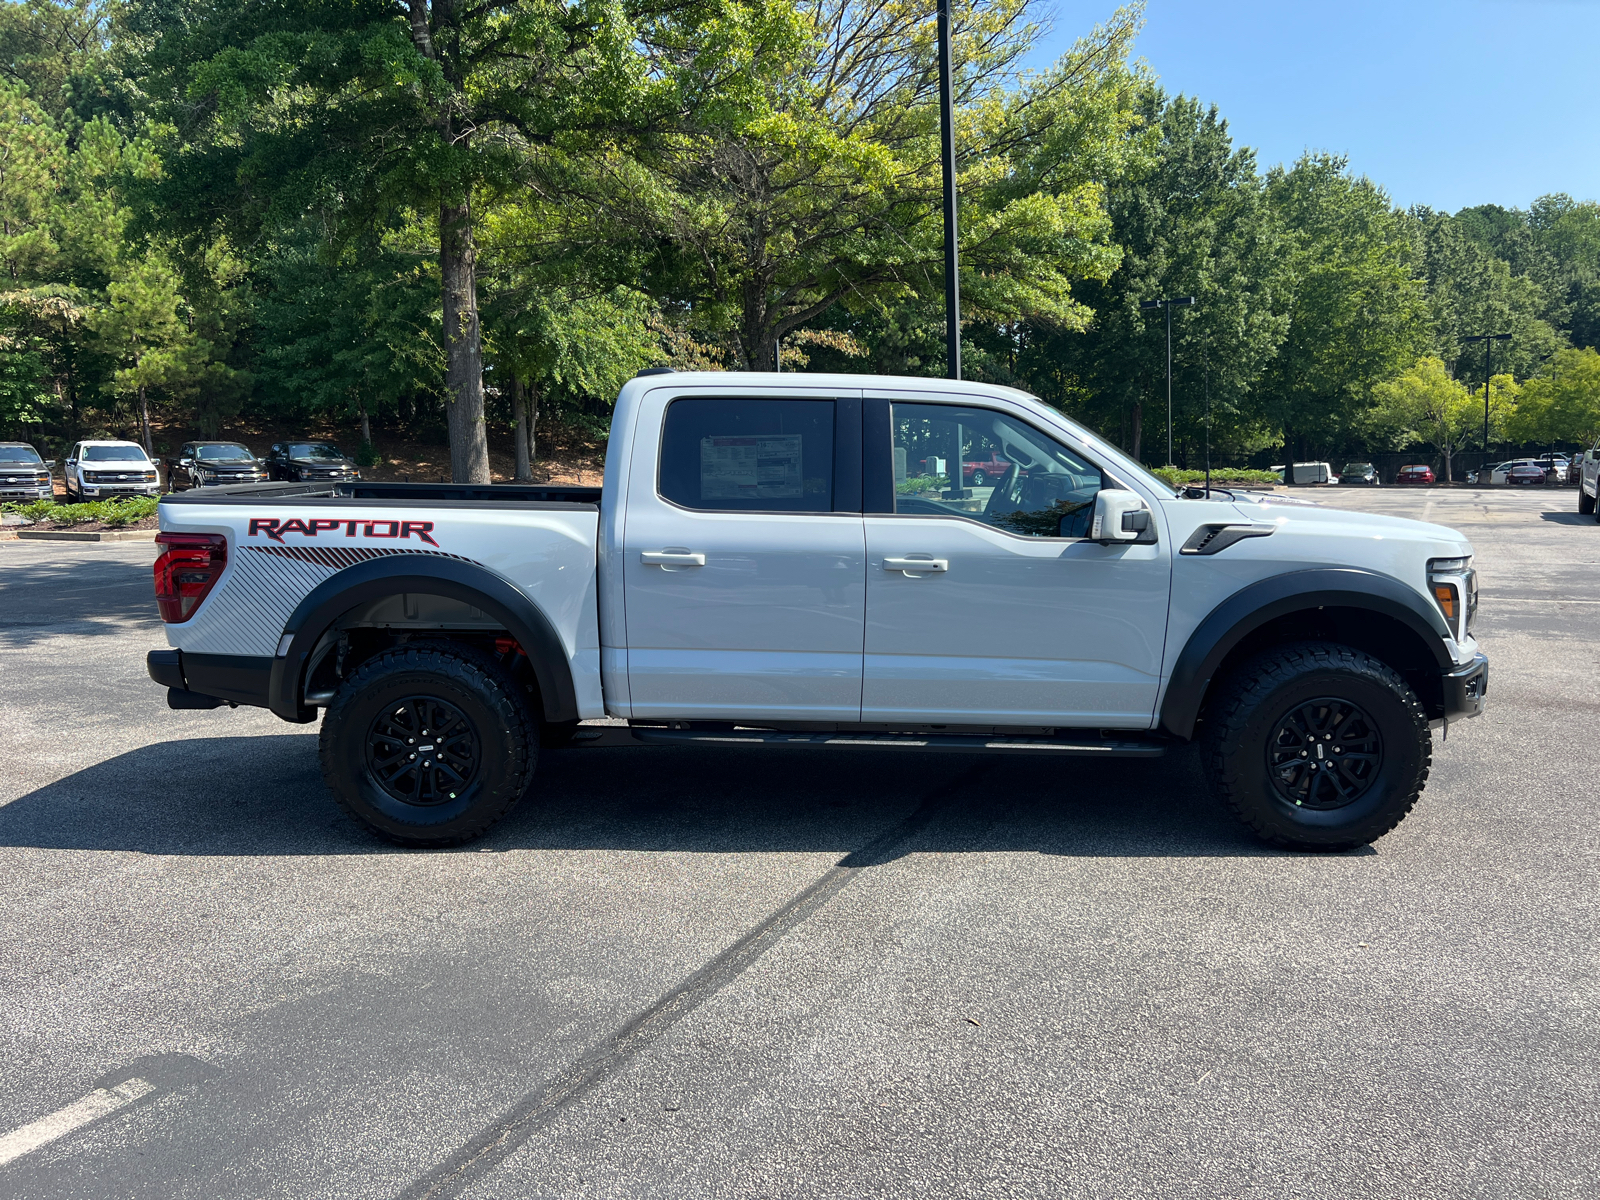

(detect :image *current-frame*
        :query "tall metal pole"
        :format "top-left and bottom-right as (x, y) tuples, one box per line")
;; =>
(1165, 302), (1174, 466)
(1483, 339), (1490, 452)
(937, 0), (960, 381)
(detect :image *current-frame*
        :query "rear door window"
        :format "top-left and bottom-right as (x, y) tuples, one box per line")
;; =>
(659, 398), (836, 513)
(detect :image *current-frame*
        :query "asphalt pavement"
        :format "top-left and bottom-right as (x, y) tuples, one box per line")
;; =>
(0, 486), (1595, 1199)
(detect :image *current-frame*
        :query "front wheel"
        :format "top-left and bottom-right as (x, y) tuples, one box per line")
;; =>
(319, 641), (538, 846)
(1580, 487), (1595, 516)
(1202, 642), (1431, 852)
(971, 470), (987, 487)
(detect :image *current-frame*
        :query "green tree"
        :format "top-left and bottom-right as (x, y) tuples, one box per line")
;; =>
(1259, 153), (1428, 473)
(0, 81), (64, 283)
(1014, 88), (1290, 464)
(616, 0), (1142, 371)
(1368, 356), (1479, 483)
(132, 0), (690, 482)
(1506, 347), (1600, 445)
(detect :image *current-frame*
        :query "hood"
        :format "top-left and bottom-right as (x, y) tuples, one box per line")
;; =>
(1158, 490), (1475, 617)
(86, 459), (154, 469)
(290, 456), (356, 468)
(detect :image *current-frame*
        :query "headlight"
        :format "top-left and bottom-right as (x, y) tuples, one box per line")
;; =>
(1428, 556), (1477, 641)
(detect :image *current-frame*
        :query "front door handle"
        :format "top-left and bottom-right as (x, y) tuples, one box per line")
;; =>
(641, 550), (706, 567)
(883, 556), (948, 575)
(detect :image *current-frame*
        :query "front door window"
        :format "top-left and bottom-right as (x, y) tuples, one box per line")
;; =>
(891, 403), (1103, 538)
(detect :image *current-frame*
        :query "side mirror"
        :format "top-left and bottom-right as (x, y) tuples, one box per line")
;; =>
(1088, 489), (1156, 545)
(43, 460), (55, 468)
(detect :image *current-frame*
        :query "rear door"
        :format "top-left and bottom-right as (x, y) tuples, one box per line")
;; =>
(621, 387), (866, 721)
(861, 391), (1172, 728)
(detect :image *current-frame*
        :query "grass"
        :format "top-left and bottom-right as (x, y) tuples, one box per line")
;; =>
(1, 496), (160, 527)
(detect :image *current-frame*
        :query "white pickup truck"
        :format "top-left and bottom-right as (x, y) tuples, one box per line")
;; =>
(147, 372), (1488, 852)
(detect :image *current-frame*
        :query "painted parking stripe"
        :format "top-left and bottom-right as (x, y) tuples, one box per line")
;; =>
(0, 1078), (155, 1167)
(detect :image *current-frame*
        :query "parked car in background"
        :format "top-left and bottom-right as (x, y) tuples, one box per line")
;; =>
(1338, 462), (1379, 486)
(1472, 462), (1510, 486)
(961, 451), (1012, 487)
(1505, 462), (1549, 486)
(1271, 462), (1333, 484)
(168, 442), (269, 491)
(0, 442), (55, 501)
(1396, 464), (1435, 485)
(265, 442), (361, 483)
(63, 440), (161, 500)
(1532, 454), (1572, 483)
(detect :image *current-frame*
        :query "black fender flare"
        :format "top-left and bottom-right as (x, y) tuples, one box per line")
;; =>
(1158, 567), (1454, 740)
(267, 554), (579, 724)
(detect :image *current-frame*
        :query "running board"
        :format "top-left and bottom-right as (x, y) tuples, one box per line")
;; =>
(579, 727), (1165, 756)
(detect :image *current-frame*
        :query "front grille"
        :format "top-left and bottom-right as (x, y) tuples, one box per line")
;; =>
(85, 471), (157, 483)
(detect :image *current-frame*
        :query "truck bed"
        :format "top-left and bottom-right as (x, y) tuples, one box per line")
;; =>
(160, 480), (602, 506)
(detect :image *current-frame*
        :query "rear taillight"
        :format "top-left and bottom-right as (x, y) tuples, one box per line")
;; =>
(154, 532), (227, 622)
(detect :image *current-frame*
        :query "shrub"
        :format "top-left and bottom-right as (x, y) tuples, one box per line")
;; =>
(1, 496), (160, 526)
(1150, 467), (1279, 487)
(355, 439), (380, 468)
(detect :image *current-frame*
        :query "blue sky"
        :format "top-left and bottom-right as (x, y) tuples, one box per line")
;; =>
(1032, 0), (1600, 213)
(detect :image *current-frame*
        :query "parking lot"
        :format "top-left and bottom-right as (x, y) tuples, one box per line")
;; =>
(0, 486), (1595, 1199)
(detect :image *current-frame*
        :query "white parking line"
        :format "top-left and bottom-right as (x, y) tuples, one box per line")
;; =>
(0, 1078), (154, 1167)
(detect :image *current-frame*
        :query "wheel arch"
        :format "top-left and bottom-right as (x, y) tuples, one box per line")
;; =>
(267, 555), (578, 725)
(1159, 568), (1455, 741)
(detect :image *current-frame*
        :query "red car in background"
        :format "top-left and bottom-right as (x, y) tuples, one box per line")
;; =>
(1505, 462), (1549, 486)
(962, 452), (1013, 486)
(1396, 464), (1435, 485)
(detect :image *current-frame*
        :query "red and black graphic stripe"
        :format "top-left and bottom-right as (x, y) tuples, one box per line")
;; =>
(248, 545), (477, 570)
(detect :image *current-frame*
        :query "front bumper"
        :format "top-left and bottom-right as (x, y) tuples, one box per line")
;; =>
(1441, 653), (1489, 720)
(0, 484), (52, 500)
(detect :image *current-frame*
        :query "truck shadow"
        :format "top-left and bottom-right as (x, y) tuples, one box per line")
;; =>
(1537, 511), (1595, 525)
(0, 734), (1362, 860)
(0, 554), (161, 647)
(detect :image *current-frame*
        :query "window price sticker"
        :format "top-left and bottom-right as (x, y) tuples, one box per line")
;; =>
(700, 434), (803, 499)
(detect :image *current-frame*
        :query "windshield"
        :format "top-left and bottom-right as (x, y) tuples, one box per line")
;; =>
(1342, 463), (1371, 473)
(0, 446), (42, 464)
(83, 445), (150, 462)
(196, 444), (255, 461)
(288, 444), (346, 460)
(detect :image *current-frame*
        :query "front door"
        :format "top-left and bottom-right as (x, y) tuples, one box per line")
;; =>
(622, 390), (866, 722)
(862, 395), (1172, 728)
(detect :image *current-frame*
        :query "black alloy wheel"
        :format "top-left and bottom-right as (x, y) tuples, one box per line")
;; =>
(364, 695), (480, 807)
(1202, 641), (1430, 851)
(320, 641), (538, 846)
(1266, 698), (1382, 810)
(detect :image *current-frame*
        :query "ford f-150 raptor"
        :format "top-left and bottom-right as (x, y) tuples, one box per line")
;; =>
(146, 372), (1488, 851)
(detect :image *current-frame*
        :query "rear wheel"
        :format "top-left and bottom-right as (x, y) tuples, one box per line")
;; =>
(319, 641), (538, 846)
(1202, 642), (1431, 852)
(1580, 487), (1595, 516)
(972, 469), (987, 487)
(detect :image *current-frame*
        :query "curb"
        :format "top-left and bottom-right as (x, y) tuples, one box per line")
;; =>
(16, 529), (159, 542)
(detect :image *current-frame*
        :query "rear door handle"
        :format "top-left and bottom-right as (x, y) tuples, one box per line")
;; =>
(641, 550), (706, 567)
(883, 556), (948, 574)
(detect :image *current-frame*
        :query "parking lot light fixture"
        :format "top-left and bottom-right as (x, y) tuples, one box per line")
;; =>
(1140, 296), (1197, 467)
(1462, 332), (1511, 452)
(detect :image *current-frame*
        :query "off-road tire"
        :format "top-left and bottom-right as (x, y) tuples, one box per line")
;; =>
(319, 641), (538, 847)
(1581, 487), (1596, 516)
(1202, 641), (1431, 852)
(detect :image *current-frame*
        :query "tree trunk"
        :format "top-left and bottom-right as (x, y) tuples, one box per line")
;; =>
(526, 377), (540, 474)
(511, 375), (534, 482)
(139, 384), (152, 455)
(359, 405), (371, 447)
(1282, 426), (1294, 486)
(440, 198), (491, 483)
(1130, 401), (1142, 461)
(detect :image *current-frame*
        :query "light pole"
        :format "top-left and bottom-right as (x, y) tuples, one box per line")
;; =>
(1462, 332), (1511, 456)
(1140, 296), (1196, 466)
(937, 0), (960, 381)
